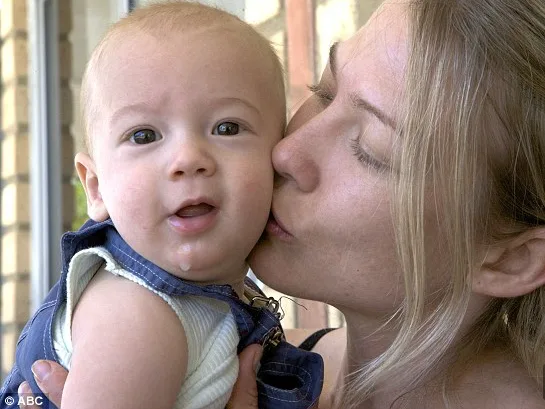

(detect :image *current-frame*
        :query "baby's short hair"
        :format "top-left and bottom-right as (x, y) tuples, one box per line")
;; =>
(81, 1), (285, 153)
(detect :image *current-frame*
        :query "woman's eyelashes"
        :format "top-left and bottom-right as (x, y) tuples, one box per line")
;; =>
(350, 136), (389, 172)
(307, 84), (334, 106)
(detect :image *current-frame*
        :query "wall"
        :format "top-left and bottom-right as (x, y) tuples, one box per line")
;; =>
(0, 0), (30, 377)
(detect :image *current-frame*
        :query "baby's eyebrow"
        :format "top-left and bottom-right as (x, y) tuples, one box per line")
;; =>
(214, 97), (262, 119)
(109, 103), (155, 126)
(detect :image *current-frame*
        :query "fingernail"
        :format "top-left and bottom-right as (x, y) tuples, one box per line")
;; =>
(18, 381), (31, 395)
(253, 346), (263, 374)
(31, 360), (51, 382)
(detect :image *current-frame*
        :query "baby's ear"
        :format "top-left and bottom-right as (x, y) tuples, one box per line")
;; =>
(74, 152), (109, 222)
(473, 227), (545, 297)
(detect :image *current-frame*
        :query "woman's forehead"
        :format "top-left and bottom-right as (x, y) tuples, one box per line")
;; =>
(346, 1), (408, 67)
(333, 1), (409, 120)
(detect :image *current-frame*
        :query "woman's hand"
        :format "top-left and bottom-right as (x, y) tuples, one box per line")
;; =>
(226, 344), (262, 409)
(17, 361), (67, 408)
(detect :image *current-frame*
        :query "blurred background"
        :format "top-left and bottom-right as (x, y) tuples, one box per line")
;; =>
(0, 0), (382, 380)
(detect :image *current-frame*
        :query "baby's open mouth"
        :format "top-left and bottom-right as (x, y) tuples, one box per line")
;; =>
(176, 203), (215, 218)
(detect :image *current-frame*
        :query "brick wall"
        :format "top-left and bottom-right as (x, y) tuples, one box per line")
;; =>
(1, 0), (31, 378)
(0, 0), (75, 378)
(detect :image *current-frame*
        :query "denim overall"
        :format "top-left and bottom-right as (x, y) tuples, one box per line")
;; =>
(1, 219), (324, 409)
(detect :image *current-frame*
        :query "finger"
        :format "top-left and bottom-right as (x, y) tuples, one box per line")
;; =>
(226, 344), (262, 409)
(16, 381), (43, 409)
(17, 382), (30, 408)
(31, 360), (68, 408)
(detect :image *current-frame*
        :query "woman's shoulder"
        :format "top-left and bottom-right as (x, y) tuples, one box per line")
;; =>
(452, 346), (545, 409)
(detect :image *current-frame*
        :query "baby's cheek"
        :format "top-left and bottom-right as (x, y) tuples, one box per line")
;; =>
(242, 182), (273, 231)
(243, 175), (274, 207)
(101, 182), (140, 221)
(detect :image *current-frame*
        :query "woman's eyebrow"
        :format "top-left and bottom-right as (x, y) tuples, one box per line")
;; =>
(329, 41), (396, 130)
(350, 94), (396, 130)
(329, 42), (339, 81)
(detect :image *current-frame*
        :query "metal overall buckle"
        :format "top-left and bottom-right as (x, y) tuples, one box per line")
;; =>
(249, 295), (285, 350)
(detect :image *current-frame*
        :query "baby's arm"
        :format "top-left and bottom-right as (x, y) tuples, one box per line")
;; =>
(61, 269), (187, 409)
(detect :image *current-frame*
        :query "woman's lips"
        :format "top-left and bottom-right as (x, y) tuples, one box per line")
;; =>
(168, 205), (218, 234)
(265, 212), (293, 240)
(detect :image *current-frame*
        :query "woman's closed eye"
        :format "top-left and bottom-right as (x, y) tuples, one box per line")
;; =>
(350, 135), (390, 173)
(307, 84), (334, 106)
(129, 128), (162, 144)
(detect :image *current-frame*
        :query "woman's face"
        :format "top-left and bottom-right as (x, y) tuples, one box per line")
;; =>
(249, 2), (410, 315)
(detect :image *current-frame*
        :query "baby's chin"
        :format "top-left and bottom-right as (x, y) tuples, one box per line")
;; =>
(168, 263), (247, 299)
(163, 257), (247, 287)
(165, 262), (221, 284)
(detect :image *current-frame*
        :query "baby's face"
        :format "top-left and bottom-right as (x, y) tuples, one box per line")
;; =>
(82, 24), (284, 286)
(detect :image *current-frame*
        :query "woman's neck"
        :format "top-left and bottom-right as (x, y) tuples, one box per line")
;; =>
(339, 311), (408, 408)
(335, 293), (493, 408)
(342, 309), (400, 371)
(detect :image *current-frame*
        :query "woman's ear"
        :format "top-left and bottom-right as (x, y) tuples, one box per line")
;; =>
(74, 152), (109, 222)
(473, 228), (545, 297)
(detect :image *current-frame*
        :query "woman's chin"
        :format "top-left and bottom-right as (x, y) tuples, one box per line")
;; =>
(248, 236), (320, 298)
(247, 241), (270, 281)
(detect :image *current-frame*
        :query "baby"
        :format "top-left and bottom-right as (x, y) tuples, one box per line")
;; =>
(0, 2), (323, 409)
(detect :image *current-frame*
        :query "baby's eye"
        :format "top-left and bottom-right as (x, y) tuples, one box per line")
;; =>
(214, 121), (240, 136)
(130, 129), (162, 144)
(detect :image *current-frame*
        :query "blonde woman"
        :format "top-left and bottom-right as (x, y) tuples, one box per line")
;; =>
(19, 0), (545, 408)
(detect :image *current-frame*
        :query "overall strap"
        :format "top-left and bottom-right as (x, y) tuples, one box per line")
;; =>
(62, 219), (284, 350)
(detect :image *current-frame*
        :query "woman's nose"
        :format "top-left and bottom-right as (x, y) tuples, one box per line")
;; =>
(272, 116), (320, 193)
(168, 139), (217, 179)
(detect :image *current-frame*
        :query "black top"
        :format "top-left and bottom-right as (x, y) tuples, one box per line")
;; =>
(298, 328), (337, 351)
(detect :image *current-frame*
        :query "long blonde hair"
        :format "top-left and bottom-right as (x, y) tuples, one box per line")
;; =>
(343, 0), (545, 407)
